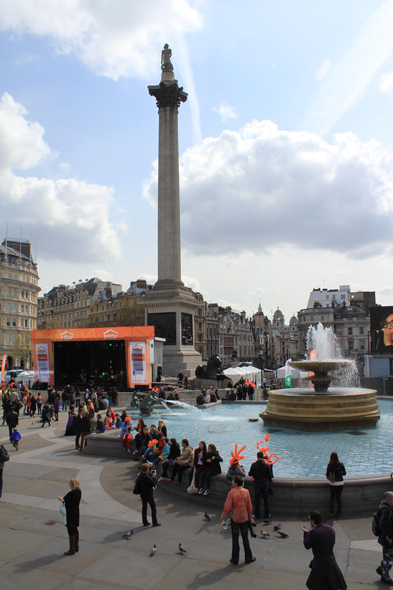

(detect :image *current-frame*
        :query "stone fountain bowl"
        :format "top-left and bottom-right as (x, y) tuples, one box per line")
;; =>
(288, 359), (350, 374)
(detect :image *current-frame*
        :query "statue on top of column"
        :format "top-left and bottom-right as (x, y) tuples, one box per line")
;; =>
(161, 44), (174, 72)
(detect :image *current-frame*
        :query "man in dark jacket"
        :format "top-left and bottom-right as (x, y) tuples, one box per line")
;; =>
(6, 406), (19, 439)
(136, 463), (161, 527)
(302, 510), (347, 589)
(376, 491), (393, 585)
(248, 451), (273, 519)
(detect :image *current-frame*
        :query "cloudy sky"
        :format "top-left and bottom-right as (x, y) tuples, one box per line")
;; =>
(1, 0), (393, 322)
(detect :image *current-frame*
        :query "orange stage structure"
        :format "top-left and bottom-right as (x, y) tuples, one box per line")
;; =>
(31, 326), (155, 389)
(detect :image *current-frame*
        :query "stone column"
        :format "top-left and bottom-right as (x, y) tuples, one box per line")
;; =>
(148, 54), (187, 286)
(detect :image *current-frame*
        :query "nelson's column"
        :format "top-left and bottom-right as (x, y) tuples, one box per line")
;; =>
(141, 44), (202, 378)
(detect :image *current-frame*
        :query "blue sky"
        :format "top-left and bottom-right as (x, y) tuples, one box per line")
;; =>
(1, 0), (393, 321)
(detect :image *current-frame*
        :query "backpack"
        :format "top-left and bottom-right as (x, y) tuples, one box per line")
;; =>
(372, 505), (392, 537)
(0, 443), (10, 463)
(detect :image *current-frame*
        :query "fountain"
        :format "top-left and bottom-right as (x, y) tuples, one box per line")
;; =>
(130, 391), (200, 416)
(261, 323), (380, 431)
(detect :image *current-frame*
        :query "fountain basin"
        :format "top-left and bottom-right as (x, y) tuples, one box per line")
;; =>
(261, 388), (380, 431)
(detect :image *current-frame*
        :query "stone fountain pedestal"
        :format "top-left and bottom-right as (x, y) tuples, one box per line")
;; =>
(261, 359), (380, 431)
(261, 388), (380, 431)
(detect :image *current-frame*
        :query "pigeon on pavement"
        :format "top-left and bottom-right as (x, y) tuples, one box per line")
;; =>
(273, 523), (282, 531)
(150, 544), (157, 557)
(259, 531), (270, 538)
(122, 531), (133, 540)
(203, 512), (211, 521)
(277, 531), (289, 538)
(178, 543), (187, 554)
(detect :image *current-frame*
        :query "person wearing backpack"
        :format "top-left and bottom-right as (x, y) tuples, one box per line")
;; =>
(326, 451), (346, 518)
(0, 435), (10, 497)
(375, 491), (393, 586)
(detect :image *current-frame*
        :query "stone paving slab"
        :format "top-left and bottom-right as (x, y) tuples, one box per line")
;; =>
(77, 548), (183, 590)
(0, 562), (70, 590)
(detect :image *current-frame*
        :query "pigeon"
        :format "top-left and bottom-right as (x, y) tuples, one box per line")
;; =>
(178, 543), (187, 554)
(122, 531), (133, 540)
(203, 512), (211, 521)
(273, 523), (282, 531)
(263, 519), (272, 525)
(277, 531), (289, 538)
(259, 531), (270, 538)
(150, 544), (157, 557)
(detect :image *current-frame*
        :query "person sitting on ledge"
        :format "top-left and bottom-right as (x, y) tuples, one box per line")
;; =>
(170, 439), (193, 485)
(198, 443), (223, 496)
(210, 390), (217, 403)
(142, 432), (165, 462)
(137, 427), (152, 459)
(121, 417), (133, 451)
(159, 438), (181, 480)
(150, 436), (170, 466)
(95, 413), (105, 433)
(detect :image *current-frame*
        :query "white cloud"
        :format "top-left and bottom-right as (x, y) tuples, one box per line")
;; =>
(303, 1), (393, 135)
(213, 102), (238, 121)
(380, 70), (393, 95)
(144, 119), (393, 259)
(0, 0), (202, 80)
(0, 92), (120, 263)
(315, 59), (331, 80)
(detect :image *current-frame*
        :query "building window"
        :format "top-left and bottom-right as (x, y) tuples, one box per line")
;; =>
(6, 318), (11, 327)
(6, 334), (10, 344)
(359, 327), (364, 335)
(341, 294), (345, 299)
(336, 329), (342, 336)
(348, 340), (354, 350)
(348, 327), (353, 335)
(12, 318), (16, 327)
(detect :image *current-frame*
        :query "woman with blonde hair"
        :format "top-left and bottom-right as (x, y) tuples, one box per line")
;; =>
(58, 478), (82, 555)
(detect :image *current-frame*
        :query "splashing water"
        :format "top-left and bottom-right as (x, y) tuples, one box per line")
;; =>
(306, 322), (359, 387)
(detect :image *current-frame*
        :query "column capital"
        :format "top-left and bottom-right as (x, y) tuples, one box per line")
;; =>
(148, 81), (188, 110)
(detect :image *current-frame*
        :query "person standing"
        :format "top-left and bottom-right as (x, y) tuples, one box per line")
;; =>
(302, 510), (347, 589)
(375, 491), (393, 585)
(135, 463), (161, 527)
(74, 407), (83, 450)
(248, 451), (272, 520)
(79, 411), (91, 451)
(220, 475), (256, 565)
(0, 435), (10, 497)
(5, 406), (19, 440)
(326, 451), (346, 518)
(58, 478), (82, 555)
(177, 371), (184, 387)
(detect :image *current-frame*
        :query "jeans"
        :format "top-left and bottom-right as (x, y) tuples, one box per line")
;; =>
(253, 483), (270, 518)
(141, 493), (158, 525)
(189, 465), (205, 488)
(231, 520), (253, 563)
(329, 485), (343, 516)
(200, 467), (214, 490)
(170, 464), (189, 484)
(62, 400), (68, 411)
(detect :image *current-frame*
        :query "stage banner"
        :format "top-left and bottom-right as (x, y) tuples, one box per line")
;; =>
(130, 341), (147, 384)
(0, 354), (6, 383)
(36, 343), (50, 382)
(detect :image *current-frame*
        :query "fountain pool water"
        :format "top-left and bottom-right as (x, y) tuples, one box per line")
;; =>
(126, 400), (393, 477)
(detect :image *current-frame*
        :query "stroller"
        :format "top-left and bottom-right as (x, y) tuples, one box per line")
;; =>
(10, 428), (21, 451)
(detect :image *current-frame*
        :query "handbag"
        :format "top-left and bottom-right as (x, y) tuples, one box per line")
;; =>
(0, 443), (10, 462)
(187, 469), (197, 494)
(59, 501), (67, 525)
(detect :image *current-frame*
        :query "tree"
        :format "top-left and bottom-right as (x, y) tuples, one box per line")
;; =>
(13, 333), (32, 369)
